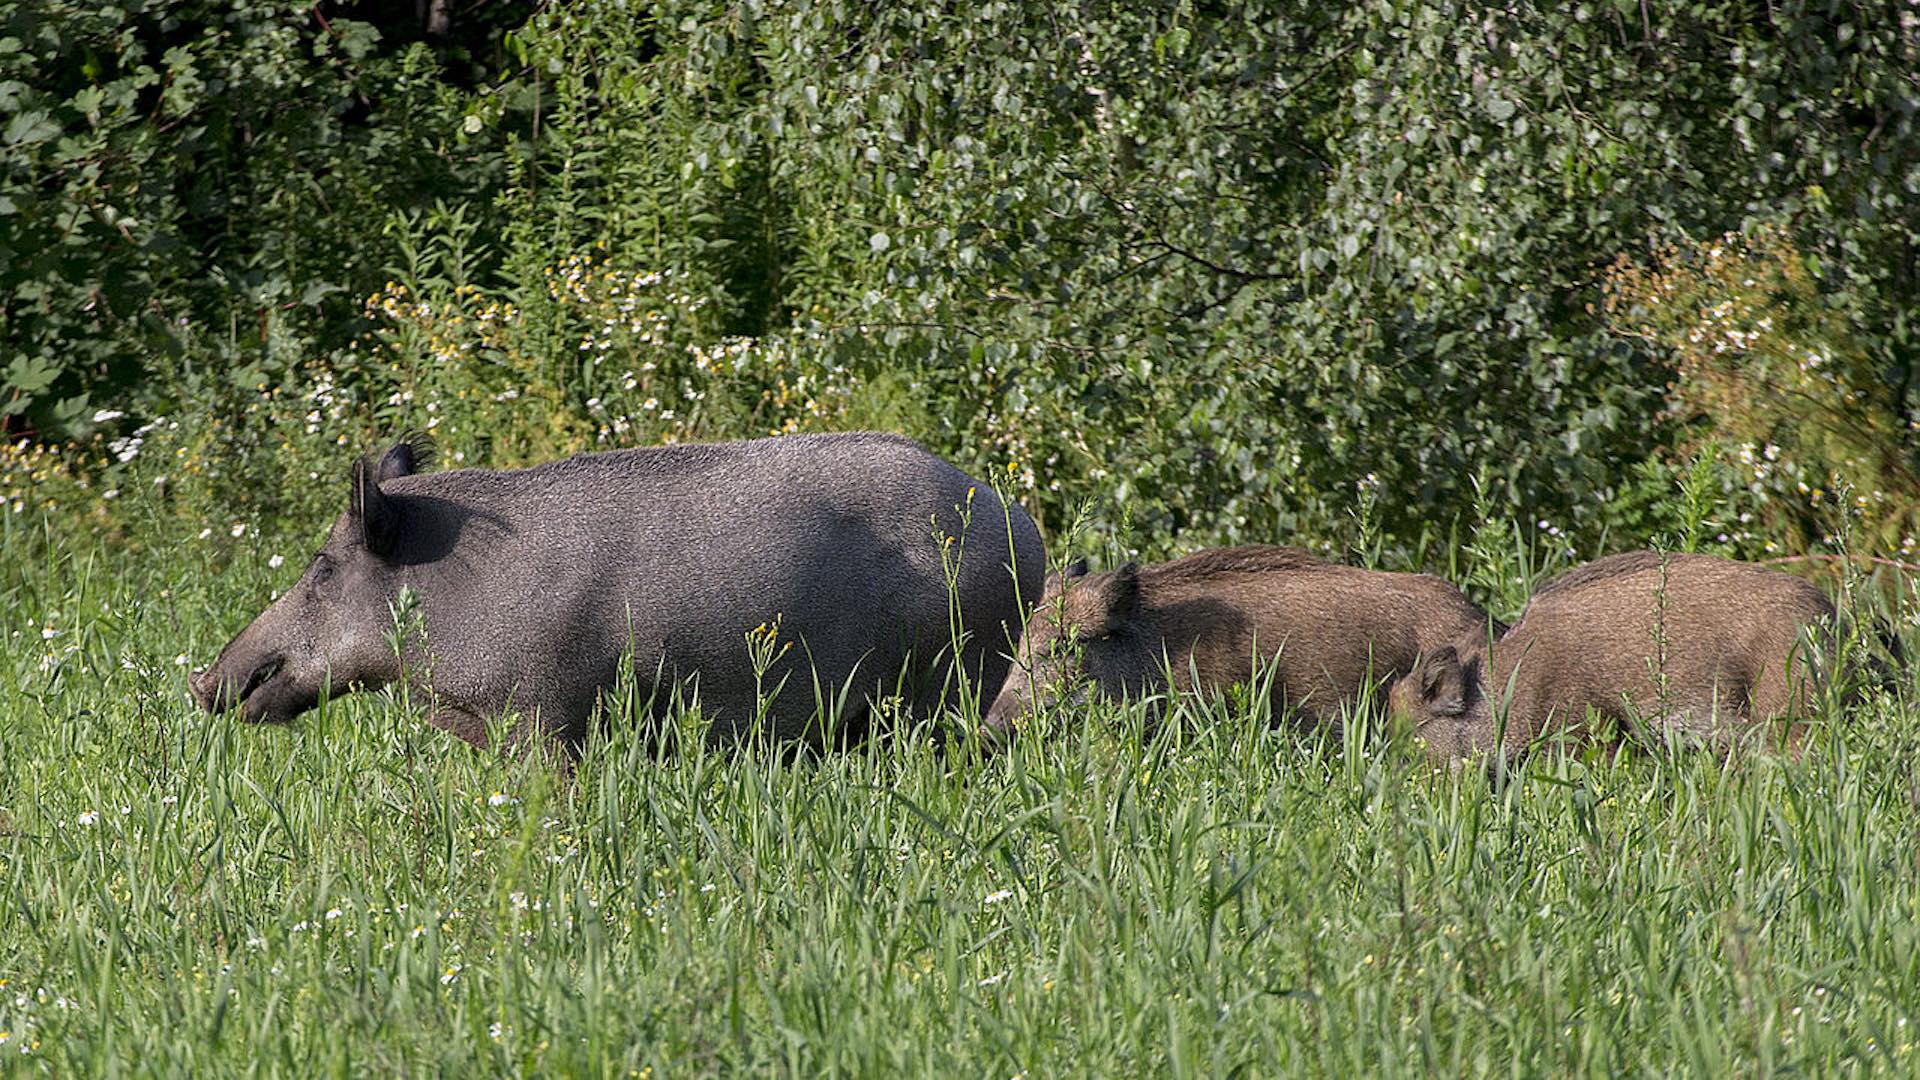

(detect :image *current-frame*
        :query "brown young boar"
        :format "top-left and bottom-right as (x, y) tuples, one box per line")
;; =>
(981, 545), (1497, 734)
(1391, 551), (1836, 762)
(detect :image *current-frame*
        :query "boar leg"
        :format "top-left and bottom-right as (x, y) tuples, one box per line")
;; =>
(427, 706), (491, 748)
(428, 705), (578, 766)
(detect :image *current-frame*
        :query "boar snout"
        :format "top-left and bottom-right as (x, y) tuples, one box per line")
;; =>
(188, 666), (215, 711)
(188, 664), (215, 707)
(190, 656), (286, 718)
(982, 690), (1024, 738)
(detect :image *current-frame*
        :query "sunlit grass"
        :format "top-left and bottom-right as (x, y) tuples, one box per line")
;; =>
(3, 514), (1918, 1076)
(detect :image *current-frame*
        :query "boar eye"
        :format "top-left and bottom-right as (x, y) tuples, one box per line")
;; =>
(310, 554), (335, 585)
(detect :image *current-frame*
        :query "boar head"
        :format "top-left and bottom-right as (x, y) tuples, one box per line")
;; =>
(189, 438), (429, 723)
(984, 559), (1151, 732)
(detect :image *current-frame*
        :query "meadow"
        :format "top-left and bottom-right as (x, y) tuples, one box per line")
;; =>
(6, 2), (1920, 1075)
(4, 498), (1918, 1076)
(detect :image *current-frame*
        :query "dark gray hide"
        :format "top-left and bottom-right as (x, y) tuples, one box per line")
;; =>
(191, 432), (1046, 752)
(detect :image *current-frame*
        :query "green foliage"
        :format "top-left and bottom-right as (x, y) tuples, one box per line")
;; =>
(1607, 226), (1920, 559)
(10, 1), (1918, 561)
(7, 7), (1920, 1069)
(0, 0), (505, 437)
(483, 0), (1917, 554)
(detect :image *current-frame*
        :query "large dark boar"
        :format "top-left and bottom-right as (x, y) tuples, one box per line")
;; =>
(981, 545), (1496, 734)
(1391, 551), (1835, 762)
(191, 432), (1045, 752)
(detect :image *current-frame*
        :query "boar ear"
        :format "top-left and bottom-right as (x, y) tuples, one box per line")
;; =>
(1417, 646), (1470, 717)
(349, 456), (402, 558)
(376, 431), (436, 484)
(1046, 557), (1090, 593)
(1091, 562), (1141, 633)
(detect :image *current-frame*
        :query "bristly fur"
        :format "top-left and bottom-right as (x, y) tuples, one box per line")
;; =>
(1530, 550), (1682, 600)
(194, 429), (1047, 751)
(361, 431), (438, 489)
(391, 430), (437, 473)
(528, 431), (927, 482)
(1149, 544), (1330, 581)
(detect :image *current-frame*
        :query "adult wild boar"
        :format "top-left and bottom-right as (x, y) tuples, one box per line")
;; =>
(981, 545), (1496, 734)
(191, 432), (1045, 752)
(1392, 551), (1836, 762)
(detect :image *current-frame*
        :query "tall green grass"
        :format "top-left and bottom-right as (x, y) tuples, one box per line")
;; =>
(3, 508), (1918, 1077)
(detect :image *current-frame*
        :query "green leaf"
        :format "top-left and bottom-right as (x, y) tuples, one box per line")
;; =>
(5, 354), (60, 396)
(4, 110), (60, 147)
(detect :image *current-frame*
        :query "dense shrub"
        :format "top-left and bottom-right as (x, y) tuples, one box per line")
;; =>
(7, 1), (1917, 563)
(1607, 226), (1920, 558)
(0, 0), (509, 435)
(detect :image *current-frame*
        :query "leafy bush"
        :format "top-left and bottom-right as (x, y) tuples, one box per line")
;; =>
(0, 0), (505, 436)
(361, 252), (860, 463)
(9, 1), (1919, 568)
(1606, 225), (1920, 558)
(459, 0), (1920, 557)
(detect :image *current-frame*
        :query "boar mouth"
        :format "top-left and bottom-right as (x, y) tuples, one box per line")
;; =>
(235, 657), (285, 712)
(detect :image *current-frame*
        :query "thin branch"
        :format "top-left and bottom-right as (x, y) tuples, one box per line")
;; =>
(1081, 163), (1292, 284)
(1269, 39), (1361, 110)
(1093, 248), (1176, 289)
(1146, 236), (1289, 283)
